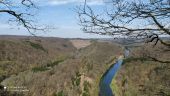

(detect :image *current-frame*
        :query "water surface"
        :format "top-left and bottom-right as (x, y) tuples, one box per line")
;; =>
(99, 58), (123, 96)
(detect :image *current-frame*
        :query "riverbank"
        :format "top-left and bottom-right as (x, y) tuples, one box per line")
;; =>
(110, 56), (124, 96)
(99, 55), (124, 96)
(110, 43), (170, 96)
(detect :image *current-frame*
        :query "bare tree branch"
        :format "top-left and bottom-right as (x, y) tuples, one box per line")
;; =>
(78, 0), (170, 47)
(0, 0), (47, 35)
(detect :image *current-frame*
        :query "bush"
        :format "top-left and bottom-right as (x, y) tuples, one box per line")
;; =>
(71, 72), (81, 86)
(25, 41), (47, 52)
(123, 57), (148, 65)
(32, 60), (64, 72)
(46, 60), (64, 67)
(55, 90), (64, 96)
(32, 66), (49, 72)
(82, 81), (90, 96)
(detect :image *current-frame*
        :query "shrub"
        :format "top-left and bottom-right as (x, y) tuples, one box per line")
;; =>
(82, 81), (90, 96)
(32, 66), (49, 72)
(71, 72), (81, 86)
(123, 57), (148, 65)
(46, 60), (64, 67)
(25, 41), (47, 52)
(55, 90), (64, 96)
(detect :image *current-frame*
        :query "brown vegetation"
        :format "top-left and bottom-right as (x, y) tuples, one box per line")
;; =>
(112, 42), (170, 96)
(0, 36), (122, 96)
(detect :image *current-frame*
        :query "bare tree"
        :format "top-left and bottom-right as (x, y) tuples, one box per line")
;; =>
(78, 0), (170, 47)
(0, 0), (46, 34)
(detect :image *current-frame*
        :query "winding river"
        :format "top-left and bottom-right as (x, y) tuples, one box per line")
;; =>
(99, 48), (129, 96)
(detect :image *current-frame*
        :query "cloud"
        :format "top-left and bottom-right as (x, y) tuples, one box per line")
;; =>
(34, 0), (105, 6)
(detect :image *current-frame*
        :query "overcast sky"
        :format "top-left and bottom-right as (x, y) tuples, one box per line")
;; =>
(0, 0), (112, 38)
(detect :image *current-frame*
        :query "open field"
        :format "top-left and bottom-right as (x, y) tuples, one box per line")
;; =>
(70, 40), (91, 49)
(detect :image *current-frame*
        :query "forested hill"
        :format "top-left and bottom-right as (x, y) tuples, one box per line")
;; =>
(0, 35), (122, 96)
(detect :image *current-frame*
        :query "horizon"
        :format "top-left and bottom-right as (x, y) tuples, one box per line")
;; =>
(1, 34), (169, 40)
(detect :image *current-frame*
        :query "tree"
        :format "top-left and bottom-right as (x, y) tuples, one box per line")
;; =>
(78, 0), (170, 47)
(0, 0), (45, 34)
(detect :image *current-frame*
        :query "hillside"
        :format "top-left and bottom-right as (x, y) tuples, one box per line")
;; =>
(1, 35), (169, 96)
(0, 36), (122, 96)
(111, 42), (170, 96)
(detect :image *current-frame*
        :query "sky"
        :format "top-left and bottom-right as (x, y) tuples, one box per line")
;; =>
(0, 0), (111, 38)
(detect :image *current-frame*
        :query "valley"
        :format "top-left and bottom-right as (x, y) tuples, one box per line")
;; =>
(0, 35), (169, 96)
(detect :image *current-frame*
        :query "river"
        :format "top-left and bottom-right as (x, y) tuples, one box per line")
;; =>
(99, 48), (129, 96)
